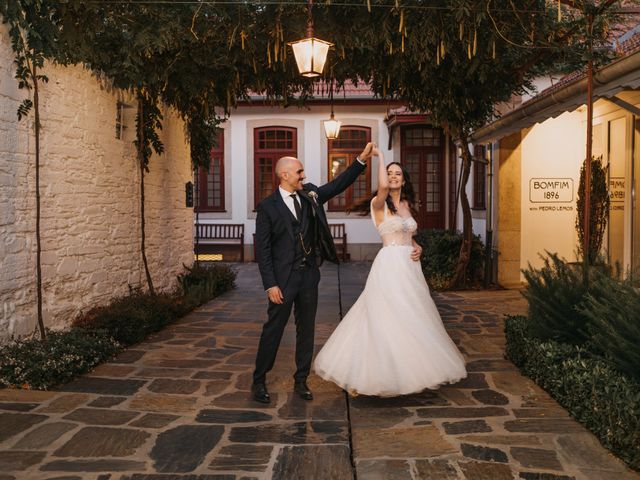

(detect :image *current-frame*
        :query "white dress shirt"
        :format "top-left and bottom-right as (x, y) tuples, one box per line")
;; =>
(279, 187), (300, 220)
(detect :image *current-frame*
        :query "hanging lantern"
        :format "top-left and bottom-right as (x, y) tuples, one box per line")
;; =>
(289, 0), (333, 77)
(323, 78), (341, 139)
(290, 38), (332, 77)
(324, 112), (342, 139)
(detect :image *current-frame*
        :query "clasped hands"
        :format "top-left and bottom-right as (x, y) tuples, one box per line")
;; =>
(359, 142), (375, 162)
(360, 142), (384, 161)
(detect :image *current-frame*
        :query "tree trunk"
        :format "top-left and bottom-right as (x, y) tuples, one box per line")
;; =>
(33, 62), (46, 340)
(138, 97), (155, 295)
(583, 13), (594, 269)
(450, 136), (473, 288)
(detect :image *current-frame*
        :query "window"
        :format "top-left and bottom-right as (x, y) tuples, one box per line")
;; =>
(404, 127), (441, 147)
(327, 127), (371, 211)
(115, 101), (127, 140)
(195, 132), (225, 212)
(254, 127), (297, 208)
(473, 145), (487, 210)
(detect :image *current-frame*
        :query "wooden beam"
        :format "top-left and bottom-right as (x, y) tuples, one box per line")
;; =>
(606, 95), (640, 117)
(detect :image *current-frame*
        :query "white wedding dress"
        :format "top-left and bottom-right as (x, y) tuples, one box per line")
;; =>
(313, 203), (467, 397)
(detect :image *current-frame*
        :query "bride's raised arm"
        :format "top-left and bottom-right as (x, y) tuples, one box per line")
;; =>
(371, 147), (388, 212)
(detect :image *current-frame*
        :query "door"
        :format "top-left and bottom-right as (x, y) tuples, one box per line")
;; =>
(401, 126), (446, 229)
(607, 117), (626, 266)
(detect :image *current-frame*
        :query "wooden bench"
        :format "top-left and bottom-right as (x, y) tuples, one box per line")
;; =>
(194, 223), (245, 262)
(329, 223), (349, 262)
(251, 223), (349, 262)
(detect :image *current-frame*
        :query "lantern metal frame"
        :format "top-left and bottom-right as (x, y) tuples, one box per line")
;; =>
(289, 0), (333, 78)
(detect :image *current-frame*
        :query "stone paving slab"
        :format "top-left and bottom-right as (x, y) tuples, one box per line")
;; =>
(0, 262), (638, 480)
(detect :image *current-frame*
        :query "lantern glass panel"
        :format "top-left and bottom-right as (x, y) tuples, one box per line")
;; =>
(323, 118), (342, 139)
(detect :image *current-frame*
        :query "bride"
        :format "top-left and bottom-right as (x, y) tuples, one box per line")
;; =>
(313, 146), (467, 397)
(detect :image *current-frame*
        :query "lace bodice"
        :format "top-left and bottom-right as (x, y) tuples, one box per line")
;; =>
(373, 202), (417, 247)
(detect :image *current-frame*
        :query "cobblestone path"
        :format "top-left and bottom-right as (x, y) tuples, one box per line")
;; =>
(0, 263), (637, 479)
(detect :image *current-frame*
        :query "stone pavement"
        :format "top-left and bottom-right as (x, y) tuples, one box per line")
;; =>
(0, 262), (638, 480)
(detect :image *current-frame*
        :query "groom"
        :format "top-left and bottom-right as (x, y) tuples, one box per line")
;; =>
(252, 143), (374, 403)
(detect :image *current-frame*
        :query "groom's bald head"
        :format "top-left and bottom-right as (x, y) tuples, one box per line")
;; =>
(275, 156), (300, 178)
(276, 156), (306, 192)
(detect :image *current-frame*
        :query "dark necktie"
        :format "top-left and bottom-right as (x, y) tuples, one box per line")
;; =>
(290, 194), (302, 221)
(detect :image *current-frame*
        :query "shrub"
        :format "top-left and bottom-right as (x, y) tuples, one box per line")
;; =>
(75, 290), (179, 346)
(505, 315), (640, 471)
(2, 263), (236, 390)
(580, 274), (640, 382)
(0, 328), (120, 390)
(521, 252), (592, 345)
(576, 156), (609, 264)
(414, 229), (484, 289)
(178, 263), (236, 307)
(74, 264), (235, 346)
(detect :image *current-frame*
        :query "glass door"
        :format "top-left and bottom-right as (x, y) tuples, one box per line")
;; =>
(401, 127), (445, 229)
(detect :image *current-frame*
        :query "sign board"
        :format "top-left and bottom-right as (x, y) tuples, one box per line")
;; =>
(529, 178), (574, 203)
(609, 177), (625, 203)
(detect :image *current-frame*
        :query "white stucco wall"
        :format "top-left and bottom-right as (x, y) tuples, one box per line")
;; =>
(520, 109), (586, 272)
(0, 26), (193, 340)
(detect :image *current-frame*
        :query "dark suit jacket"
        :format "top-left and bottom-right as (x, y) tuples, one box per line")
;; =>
(255, 159), (366, 291)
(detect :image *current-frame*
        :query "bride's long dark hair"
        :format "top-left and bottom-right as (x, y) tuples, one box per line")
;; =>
(349, 162), (419, 219)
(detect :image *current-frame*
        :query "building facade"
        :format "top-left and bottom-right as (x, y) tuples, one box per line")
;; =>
(194, 94), (473, 261)
(474, 44), (640, 287)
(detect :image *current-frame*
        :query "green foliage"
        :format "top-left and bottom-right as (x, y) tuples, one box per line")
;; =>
(187, 113), (224, 170)
(0, 328), (120, 390)
(414, 229), (484, 289)
(580, 274), (640, 382)
(522, 253), (639, 381)
(75, 290), (181, 346)
(1, 0), (62, 105)
(522, 252), (592, 344)
(134, 90), (165, 171)
(576, 156), (609, 263)
(74, 264), (236, 346)
(0, 263), (236, 390)
(505, 315), (640, 471)
(3, 1), (620, 138)
(178, 263), (237, 308)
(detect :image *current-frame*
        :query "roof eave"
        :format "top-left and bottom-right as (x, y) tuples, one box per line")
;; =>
(471, 49), (640, 143)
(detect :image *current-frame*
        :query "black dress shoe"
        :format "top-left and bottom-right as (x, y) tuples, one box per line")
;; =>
(294, 381), (313, 401)
(252, 383), (270, 404)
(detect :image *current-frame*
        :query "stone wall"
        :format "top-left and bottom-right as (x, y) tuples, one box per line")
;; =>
(0, 26), (193, 341)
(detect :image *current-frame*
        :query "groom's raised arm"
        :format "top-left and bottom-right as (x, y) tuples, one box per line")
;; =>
(255, 203), (277, 290)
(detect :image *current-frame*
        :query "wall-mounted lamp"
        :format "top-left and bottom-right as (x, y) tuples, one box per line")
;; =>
(185, 181), (194, 208)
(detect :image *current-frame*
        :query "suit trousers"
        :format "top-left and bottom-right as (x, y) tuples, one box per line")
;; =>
(253, 264), (320, 385)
